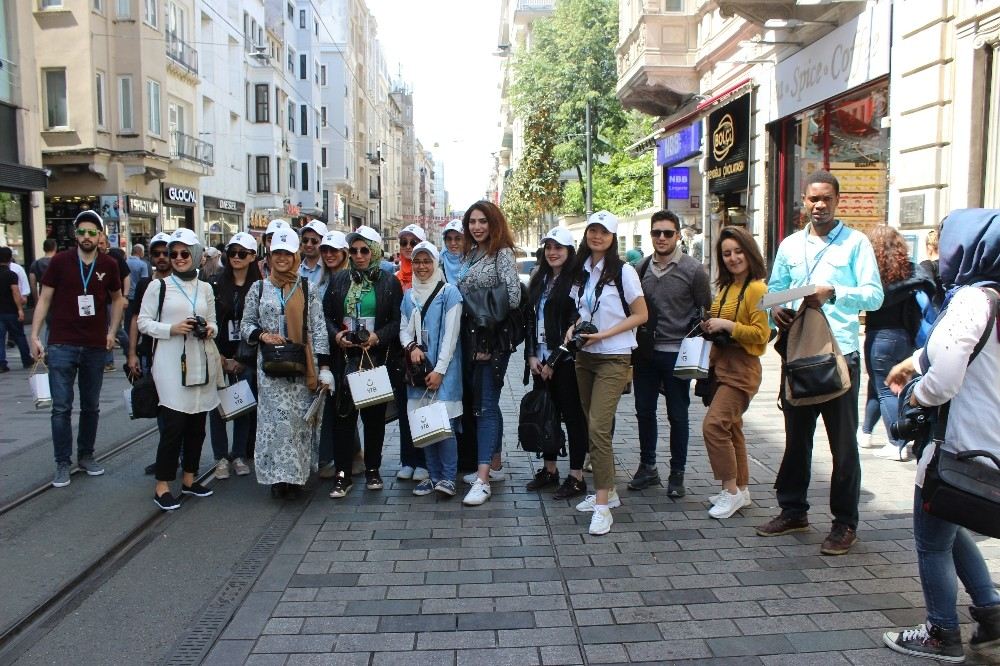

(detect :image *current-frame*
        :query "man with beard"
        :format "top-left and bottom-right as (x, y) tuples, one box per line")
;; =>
(297, 220), (328, 286)
(31, 211), (125, 487)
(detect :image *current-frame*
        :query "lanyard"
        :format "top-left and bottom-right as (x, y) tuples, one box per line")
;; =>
(273, 279), (300, 314)
(170, 275), (199, 314)
(78, 256), (96, 294)
(803, 223), (844, 281)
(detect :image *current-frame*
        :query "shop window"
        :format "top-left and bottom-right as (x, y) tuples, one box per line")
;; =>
(43, 68), (68, 129)
(256, 156), (270, 193)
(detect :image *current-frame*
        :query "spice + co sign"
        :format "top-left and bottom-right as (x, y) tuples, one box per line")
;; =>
(706, 94), (751, 194)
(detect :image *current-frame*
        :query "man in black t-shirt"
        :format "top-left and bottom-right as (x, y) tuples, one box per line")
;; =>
(0, 246), (31, 371)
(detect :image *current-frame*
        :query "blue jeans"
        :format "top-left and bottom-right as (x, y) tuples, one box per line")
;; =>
(48, 344), (106, 464)
(474, 355), (509, 465)
(396, 381), (425, 469)
(912, 487), (1000, 629)
(864, 328), (913, 449)
(634, 350), (692, 471)
(862, 372), (880, 434)
(208, 367), (257, 460)
(422, 419), (459, 483)
(0, 313), (31, 368)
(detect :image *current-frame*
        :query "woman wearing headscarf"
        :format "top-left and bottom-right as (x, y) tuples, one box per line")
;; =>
(883, 209), (1000, 663)
(440, 219), (465, 285)
(400, 242), (464, 496)
(323, 225), (403, 498)
(241, 229), (332, 499)
(138, 229), (223, 510)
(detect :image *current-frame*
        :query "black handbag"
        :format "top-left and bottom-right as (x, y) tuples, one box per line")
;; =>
(921, 445), (1000, 538)
(404, 282), (445, 388)
(128, 278), (165, 419)
(518, 383), (565, 457)
(694, 367), (717, 407)
(236, 282), (262, 366)
(260, 280), (309, 378)
(462, 255), (509, 329)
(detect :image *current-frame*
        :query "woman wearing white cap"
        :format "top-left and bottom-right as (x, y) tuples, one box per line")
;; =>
(440, 219), (465, 285)
(258, 218), (291, 279)
(138, 229), (224, 510)
(524, 228), (590, 501)
(400, 241), (464, 496)
(206, 232), (262, 479)
(317, 230), (349, 293)
(241, 229), (333, 498)
(567, 211), (648, 535)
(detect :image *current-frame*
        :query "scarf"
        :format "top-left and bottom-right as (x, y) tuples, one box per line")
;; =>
(344, 239), (384, 317)
(411, 264), (445, 307)
(396, 254), (413, 290)
(939, 208), (1000, 307)
(171, 243), (203, 281)
(441, 249), (463, 284)
(267, 252), (316, 389)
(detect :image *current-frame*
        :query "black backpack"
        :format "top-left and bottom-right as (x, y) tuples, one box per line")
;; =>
(517, 384), (565, 457)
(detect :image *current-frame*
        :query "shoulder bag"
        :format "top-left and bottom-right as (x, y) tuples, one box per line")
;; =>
(235, 281), (262, 366)
(462, 254), (510, 329)
(128, 279), (166, 419)
(781, 304), (850, 406)
(404, 281), (445, 388)
(260, 280), (309, 378)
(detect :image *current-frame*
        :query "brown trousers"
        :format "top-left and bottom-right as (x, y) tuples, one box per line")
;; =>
(575, 351), (631, 491)
(702, 344), (762, 487)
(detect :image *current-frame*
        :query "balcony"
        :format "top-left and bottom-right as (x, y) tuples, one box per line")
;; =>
(615, 13), (699, 117)
(514, 0), (554, 23)
(717, 0), (863, 25)
(166, 31), (198, 76)
(170, 131), (214, 167)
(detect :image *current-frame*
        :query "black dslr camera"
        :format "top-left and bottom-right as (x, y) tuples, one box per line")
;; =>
(188, 315), (209, 339)
(347, 319), (371, 346)
(697, 307), (734, 346)
(545, 321), (598, 366)
(890, 376), (934, 445)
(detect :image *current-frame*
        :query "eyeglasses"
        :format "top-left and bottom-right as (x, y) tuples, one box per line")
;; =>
(650, 229), (677, 239)
(151, 250), (169, 258)
(348, 246), (371, 256)
(398, 239), (419, 248)
(76, 228), (99, 237)
(227, 249), (254, 259)
(319, 246), (343, 253)
(170, 250), (191, 260)
(301, 236), (320, 245)
(412, 259), (434, 266)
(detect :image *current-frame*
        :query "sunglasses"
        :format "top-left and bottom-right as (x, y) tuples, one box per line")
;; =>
(170, 250), (191, 260)
(227, 249), (254, 259)
(301, 236), (320, 245)
(319, 246), (343, 253)
(151, 249), (169, 258)
(650, 229), (677, 239)
(348, 246), (371, 256)
(76, 228), (100, 237)
(398, 238), (419, 248)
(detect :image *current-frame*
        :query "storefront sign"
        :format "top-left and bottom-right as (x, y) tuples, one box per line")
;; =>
(203, 196), (245, 215)
(162, 183), (198, 207)
(667, 167), (690, 200)
(127, 196), (160, 218)
(656, 124), (702, 167)
(774, 0), (890, 119)
(900, 194), (926, 229)
(706, 94), (751, 195)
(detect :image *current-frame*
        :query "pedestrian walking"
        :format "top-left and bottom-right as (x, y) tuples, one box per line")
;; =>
(920, 228), (945, 309)
(523, 227), (589, 500)
(440, 219), (464, 285)
(28, 239), (56, 304)
(699, 226), (770, 519)
(630, 210), (712, 496)
(569, 211), (648, 535)
(137, 229), (221, 511)
(400, 242), (464, 497)
(298, 220), (329, 287)
(30, 210), (125, 487)
(126, 244), (149, 303)
(0, 247), (31, 372)
(758, 170), (883, 555)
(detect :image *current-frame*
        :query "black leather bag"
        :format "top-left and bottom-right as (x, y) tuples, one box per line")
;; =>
(236, 282), (263, 366)
(404, 282), (445, 387)
(784, 353), (845, 399)
(694, 367), (717, 407)
(921, 447), (1000, 538)
(463, 256), (509, 329)
(518, 384), (565, 457)
(128, 278), (165, 419)
(260, 342), (307, 377)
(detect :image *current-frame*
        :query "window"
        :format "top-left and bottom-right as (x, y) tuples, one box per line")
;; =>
(314, 20), (318, 37)
(95, 72), (107, 128)
(146, 79), (161, 135)
(287, 2), (293, 19)
(321, 147), (327, 168)
(314, 61), (319, 85)
(287, 101), (294, 132)
(117, 0), (130, 17)
(143, 0), (157, 27)
(321, 106), (327, 127)
(315, 111), (319, 138)
(39, 0), (64, 8)
(254, 84), (269, 123)
(320, 65), (327, 86)
(93, 0), (103, 12)
(300, 104), (307, 136)
(43, 69), (68, 129)
(247, 155), (252, 191)
(255, 156), (270, 192)
(299, 54), (307, 80)
(663, 0), (683, 10)
(299, 9), (305, 29)
(289, 160), (297, 189)
(301, 163), (309, 193)
(287, 48), (295, 73)
(276, 157), (281, 191)
(118, 76), (133, 131)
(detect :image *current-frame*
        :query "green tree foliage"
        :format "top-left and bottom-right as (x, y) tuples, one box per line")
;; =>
(502, 107), (563, 230)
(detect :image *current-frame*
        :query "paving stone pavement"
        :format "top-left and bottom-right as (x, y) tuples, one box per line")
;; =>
(204, 346), (1000, 665)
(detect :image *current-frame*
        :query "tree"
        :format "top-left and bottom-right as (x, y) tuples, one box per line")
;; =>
(502, 106), (563, 230)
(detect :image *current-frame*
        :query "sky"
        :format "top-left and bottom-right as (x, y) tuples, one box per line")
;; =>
(366, 0), (503, 214)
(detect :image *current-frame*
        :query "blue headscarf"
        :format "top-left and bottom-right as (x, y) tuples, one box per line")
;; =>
(441, 248), (463, 284)
(939, 208), (1000, 307)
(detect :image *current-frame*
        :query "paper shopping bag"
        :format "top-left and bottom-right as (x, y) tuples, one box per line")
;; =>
(408, 400), (453, 448)
(28, 361), (51, 408)
(346, 351), (394, 409)
(217, 379), (257, 421)
(673, 336), (712, 379)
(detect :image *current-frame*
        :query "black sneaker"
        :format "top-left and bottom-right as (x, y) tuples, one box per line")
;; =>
(144, 462), (156, 475)
(181, 482), (213, 497)
(329, 474), (353, 499)
(154, 491), (180, 511)
(883, 623), (965, 663)
(365, 470), (384, 490)
(0, 365), (9, 374)
(553, 475), (587, 500)
(666, 471), (686, 497)
(628, 464), (660, 490)
(526, 468), (560, 491)
(970, 604), (1000, 651)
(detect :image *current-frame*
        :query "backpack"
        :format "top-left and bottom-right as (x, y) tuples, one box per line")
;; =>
(518, 384), (565, 457)
(913, 290), (938, 348)
(780, 305), (850, 406)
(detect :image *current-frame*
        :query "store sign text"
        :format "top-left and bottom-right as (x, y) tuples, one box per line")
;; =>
(706, 94), (751, 195)
(656, 123), (702, 167)
(164, 185), (197, 205)
(127, 196), (160, 217)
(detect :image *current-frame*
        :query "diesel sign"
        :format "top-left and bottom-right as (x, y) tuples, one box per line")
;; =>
(162, 183), (198, 206)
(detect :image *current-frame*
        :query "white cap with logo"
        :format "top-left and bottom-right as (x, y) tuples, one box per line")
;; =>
(541, 227), (575, 248)
(301, 220), (329, 238)
(399, 224), (427, 242)
(410, 241), (440, 263)
(265, 218), (291, 236)
(270, 229), (300, 254)
(320, 230), (348, 250)
(586, 210), (619, 234)
(345, 225), (382, 247)
(169, 228), (200, 247)
(149, 232), (172, 248)
(228, 232), (258, 252)
(443, 219), (463, 237)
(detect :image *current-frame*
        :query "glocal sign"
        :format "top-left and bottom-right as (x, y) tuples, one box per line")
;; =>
(162, 183), (198, 206)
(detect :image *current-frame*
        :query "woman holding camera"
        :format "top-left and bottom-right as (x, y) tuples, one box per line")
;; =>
(138, 229), (222, 511)
(241, 230), (332, 499)
(457, 201), (521, 507)
(699, 226), (770, 520)
(568, 211), (647, 535)
(524, 228), (589, 500)
(324, 226), (402, 498)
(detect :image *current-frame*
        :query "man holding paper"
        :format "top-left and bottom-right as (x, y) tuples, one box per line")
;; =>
(757, 170), (883, 556)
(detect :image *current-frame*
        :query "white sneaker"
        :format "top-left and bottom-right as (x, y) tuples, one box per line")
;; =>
(396, 465), (415, 480)
(857, 427), (874, 448)
(589, 506), (613, 535)
(709, 490), (745, 519)
(233, 458), (251, 476)
(462, 479), (491, 506)
(710, 487), (751, 507)
(873, 443), (911, 461)
(412, 467), (429, 482)
(463, 470), (504, 485)
(576, 488), (621, 512)
(214, 458), (230, 480)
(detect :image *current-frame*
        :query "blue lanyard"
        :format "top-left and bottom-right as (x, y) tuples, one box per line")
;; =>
(803, 223), (844, 281)
(273, 279), (300, 313)
(78, 255), (96, 294)
(170, 275), (199, 314)
(582, 267), (600, 319)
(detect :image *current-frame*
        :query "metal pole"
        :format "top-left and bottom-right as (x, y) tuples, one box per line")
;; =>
(585, 101), (593, 217)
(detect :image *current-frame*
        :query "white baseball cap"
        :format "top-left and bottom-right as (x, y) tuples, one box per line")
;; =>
(442, 219), (463, 237)
(228, 232), (258, 252)
(300, 220), (328, 238)
(265, 218), (291, 235)
(541, 227), (574, 248)
(169, 228), (200, 247)
(345, 225), (382, 246)
(399, 224), (427, 242)
(586, 210), (619, 234)
(410, 241), (440, 263)
(269, 229), (300, 254)
(320, 230), (348, 250)
(149, 232), (172, 248)
(74, 210), (105, 232)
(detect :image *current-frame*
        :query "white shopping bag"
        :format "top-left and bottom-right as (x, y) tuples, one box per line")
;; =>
(28, 361), (51, 408)
(674, 336), (712, 379)
(346, 350), (394, 409)
(408, 397), (453, 448)
(217, 379), (257, 421)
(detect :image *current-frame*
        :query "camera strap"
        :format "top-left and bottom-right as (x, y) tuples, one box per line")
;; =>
(714, 278), (752, 321)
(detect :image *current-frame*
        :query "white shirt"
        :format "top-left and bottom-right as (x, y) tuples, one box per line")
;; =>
(569, 257), (643, 355)
(10, 263), (28, 297)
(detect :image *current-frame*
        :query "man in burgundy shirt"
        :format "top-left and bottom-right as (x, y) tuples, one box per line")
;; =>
(31, 210), (126, 487)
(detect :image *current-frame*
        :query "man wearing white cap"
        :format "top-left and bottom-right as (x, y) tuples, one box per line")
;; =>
(440, 219), (464, 284)
(298, 220), (329, 286)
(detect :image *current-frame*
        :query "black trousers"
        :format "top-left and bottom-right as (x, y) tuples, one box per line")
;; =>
(775, 351), (862, 529)
(156, 407), (208, 482)
(538, 361), (589, 469)
(332, 402), (387, 473)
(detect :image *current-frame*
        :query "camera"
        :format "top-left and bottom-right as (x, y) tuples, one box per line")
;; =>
(347, 319), (371, 346)
(189, 315), (209, 340)
(890, 377), (934, 444)
(546, 321), (599, 366)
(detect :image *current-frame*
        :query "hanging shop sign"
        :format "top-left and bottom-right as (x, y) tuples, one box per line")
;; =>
(706, 94), (751, 195)
(656, 123), (702, 168)
(162, 183), (198, 207)
(667, 167), (690, 200)
(127, 195), (160, 218)
(203, 196), (245, 215)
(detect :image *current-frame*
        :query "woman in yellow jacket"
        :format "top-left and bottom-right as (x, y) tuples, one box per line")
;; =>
(699, 226), (771, 520)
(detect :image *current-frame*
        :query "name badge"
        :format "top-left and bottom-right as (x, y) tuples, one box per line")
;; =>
(78, 295), (96, 317)
(228, 320), (241, 342)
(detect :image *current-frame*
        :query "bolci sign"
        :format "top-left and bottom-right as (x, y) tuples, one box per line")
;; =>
(773, 0), (890, 119)
(706, 94), (751, 195)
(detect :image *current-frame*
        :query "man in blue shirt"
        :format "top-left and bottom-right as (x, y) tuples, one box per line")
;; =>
(298, 220), (328, 286)
(126, 244), (149, 302)
(757, 170), (883, 556)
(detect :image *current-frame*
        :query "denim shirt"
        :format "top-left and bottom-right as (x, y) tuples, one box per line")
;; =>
(768, 221), (884, 354)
